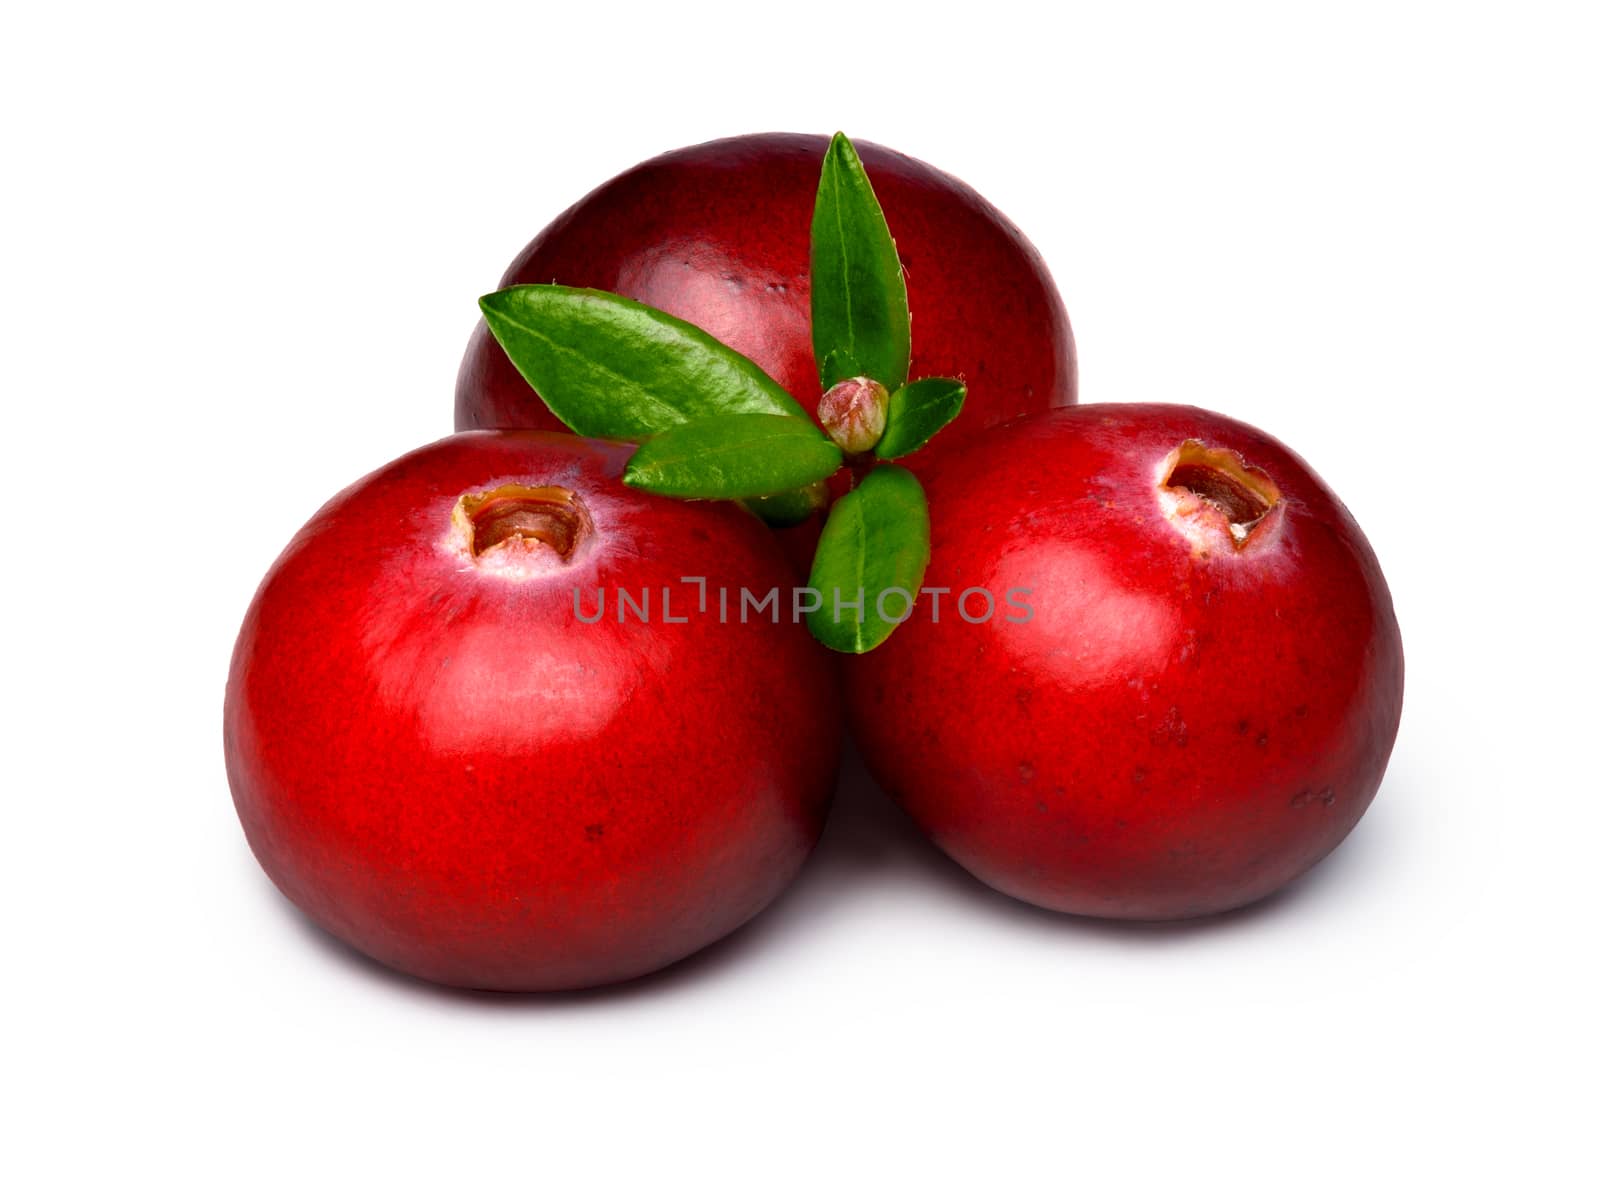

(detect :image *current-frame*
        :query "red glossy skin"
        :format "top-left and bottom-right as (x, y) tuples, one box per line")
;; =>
(847, 405), (1404, 920)
(225, 431), (840, 990)
(454, 133), (1077, 458)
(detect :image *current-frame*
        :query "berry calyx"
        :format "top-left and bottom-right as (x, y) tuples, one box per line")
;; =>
(451, 483), (594, 574)
(1157, 441), (1282, 550)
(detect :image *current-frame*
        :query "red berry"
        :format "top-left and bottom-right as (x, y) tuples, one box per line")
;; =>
(846, 405), (1404, 920)
(454, 133), (1077, 459)
(225, 431), (840, 990)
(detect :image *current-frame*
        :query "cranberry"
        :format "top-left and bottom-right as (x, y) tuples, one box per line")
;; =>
(455, 133), (1076, 462)
(225, 431), (840, 989)
(846, 405), (1403, 919)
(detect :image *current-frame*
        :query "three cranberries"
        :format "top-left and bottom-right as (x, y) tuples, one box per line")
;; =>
(226, 135), (1402, 991)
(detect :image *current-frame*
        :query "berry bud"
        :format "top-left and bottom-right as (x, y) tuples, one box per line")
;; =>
(818, 376), (890, 455)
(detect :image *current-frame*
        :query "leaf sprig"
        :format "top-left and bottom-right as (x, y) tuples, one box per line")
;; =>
(479, 132), (970, 653)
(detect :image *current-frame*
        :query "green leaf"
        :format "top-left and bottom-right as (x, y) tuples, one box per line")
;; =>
(806, 466), (930, 653)
(742, 482), (830, 528)
(810, 132), (912, 394)
(623, 414), (842, 500)
(480, 285), (808, 440)
(876, 377), (967, 460)
(820, 348), (862, 388)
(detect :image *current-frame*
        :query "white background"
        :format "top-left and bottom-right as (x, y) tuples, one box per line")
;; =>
(4, 2), (1596, 1195)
